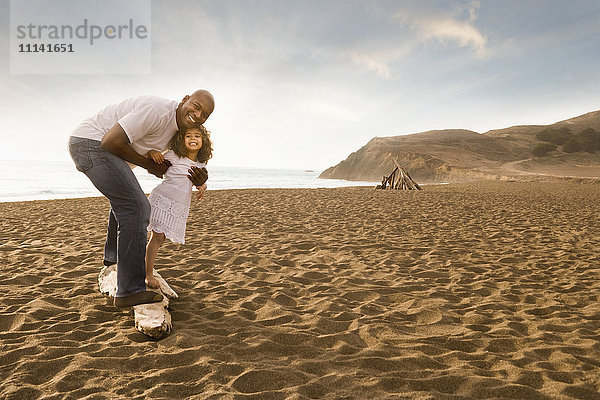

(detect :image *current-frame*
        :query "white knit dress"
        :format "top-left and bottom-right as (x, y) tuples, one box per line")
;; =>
(147, 150), (205, 244)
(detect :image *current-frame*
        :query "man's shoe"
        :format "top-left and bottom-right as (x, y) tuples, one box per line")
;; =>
(114, 291), (163, 308)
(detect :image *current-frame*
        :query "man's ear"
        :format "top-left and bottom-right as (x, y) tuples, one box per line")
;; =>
(181, 95), (190, 103)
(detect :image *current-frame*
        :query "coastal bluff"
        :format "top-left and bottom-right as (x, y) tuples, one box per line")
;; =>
(320, 110), (600, 183)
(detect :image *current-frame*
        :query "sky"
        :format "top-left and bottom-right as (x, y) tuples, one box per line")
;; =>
(1, 0), (600, 170)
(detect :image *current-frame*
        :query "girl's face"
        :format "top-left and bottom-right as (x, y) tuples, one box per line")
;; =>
(184, 128), (204, 154)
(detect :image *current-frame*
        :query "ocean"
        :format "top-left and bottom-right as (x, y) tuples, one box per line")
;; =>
(0, 160), (376, 202)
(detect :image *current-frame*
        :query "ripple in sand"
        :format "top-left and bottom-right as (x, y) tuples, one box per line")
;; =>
(232, 369), (307, 393)
(485, 338), (517, 353)
(360, 356), (448, 372)
(273, 293), (297, 307)
(342, 290), (380, 302)
(301, 271), (328, 281)
(271, 332), (313, 346)
(313, 317), (353, 334)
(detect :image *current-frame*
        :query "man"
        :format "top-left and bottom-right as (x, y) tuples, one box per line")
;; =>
(68, 90), (214, 307)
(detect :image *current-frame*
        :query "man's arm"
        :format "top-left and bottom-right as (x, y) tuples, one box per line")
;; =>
(101, 123), (170, 178)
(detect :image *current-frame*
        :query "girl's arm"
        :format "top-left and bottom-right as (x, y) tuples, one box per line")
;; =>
(101, 124), (170, 178)
(147, 149), (164, 164)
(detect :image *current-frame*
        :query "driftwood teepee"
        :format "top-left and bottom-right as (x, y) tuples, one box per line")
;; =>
(377, 159), (422, 190)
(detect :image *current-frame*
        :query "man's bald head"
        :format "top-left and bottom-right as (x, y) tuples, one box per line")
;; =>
(190, 90), (214, 106)
(176, 89), (215, 130)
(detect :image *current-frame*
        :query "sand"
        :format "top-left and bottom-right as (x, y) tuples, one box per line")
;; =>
(1, 181), (599, 399)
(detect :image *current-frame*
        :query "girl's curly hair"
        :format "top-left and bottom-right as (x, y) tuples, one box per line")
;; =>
(169, 125), (213, 163)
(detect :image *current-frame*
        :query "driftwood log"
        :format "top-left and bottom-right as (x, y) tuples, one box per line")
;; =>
(98, 264), (178, 339)
(377, 159), (422, 190)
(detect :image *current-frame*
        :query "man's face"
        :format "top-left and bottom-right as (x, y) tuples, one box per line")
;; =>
(177, 93), (214, 130)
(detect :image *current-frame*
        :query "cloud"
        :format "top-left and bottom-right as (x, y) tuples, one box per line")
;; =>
(348, 51), (391, 79)
(148, 1), (487, 81)
(407, 16), (487, 57)
(300, 99), (359, 123)
(395, 2), (488, 57)
(340, 2), (488, 79)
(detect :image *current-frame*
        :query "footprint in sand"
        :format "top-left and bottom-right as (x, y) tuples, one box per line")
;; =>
(407, 308), (443, 325)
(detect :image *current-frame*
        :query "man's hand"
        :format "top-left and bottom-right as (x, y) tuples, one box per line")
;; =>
(147, 159), (172, 178)
(188, 166), (208, 186)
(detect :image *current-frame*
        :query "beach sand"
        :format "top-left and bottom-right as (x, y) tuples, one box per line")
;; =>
(1, 181), (599, 399)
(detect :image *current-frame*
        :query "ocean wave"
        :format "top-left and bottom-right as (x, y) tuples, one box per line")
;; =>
(0, 160), (375, 202)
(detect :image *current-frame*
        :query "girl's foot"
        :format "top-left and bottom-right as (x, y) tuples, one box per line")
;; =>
(146, 275), (161, 289)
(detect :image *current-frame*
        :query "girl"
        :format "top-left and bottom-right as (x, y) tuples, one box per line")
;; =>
(145, 125), (213, 288)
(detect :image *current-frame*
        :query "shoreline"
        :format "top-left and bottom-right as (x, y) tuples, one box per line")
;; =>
(4, 176), (599, 204)
(2, 182), (599, 399)
(0, 185), (382, 204)
(0, 160), (377, 203)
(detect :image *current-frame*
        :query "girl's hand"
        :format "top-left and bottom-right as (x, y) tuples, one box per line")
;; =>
(148, 150), (164, 164)
(195, 183), (207, 200)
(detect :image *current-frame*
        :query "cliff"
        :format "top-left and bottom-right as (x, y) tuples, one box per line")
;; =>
(320, 111), (600, 182)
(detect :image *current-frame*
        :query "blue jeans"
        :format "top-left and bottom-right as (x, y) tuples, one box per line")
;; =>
(68, 136), (149, 297)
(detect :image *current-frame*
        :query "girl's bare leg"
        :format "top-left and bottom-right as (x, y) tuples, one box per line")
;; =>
(145, 231), (165, 289)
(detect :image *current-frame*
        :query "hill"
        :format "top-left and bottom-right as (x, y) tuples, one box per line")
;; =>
(319, 111), (600, 182)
